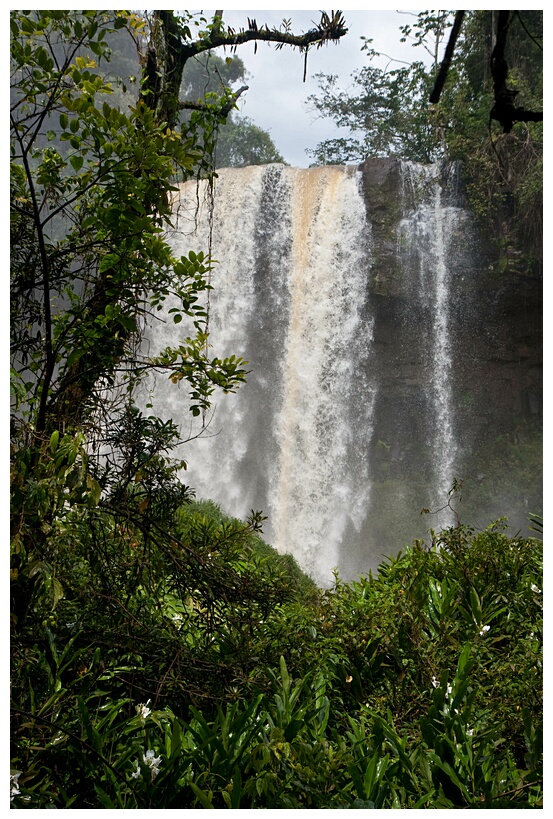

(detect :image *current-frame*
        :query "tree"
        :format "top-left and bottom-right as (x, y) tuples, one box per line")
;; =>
(11, 11), (244, 435)
(10, 4), (347, 741)
(215, 115), (285, 167)
(306, 11), (453, 164)
(429, 11), (543, 133)
(178, 50), (286, 167)
(307, 10), (542, 270)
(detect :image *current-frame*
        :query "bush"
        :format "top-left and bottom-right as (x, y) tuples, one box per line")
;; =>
(11, 517), (542, 808)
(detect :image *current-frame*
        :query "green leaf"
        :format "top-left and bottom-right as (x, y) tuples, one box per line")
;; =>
(51, 578), (64, 609)
(279, 655), (290, 693)
(70, 155), (84, 172)
(469, 587), (482, 625)
(76, 695), (102, 751)
(118, 314), (138, 332)
(66, 347), (85, 368)
(231, 767), (242, 809)
(190, 782), (214, 808)
(93, 784), (115, 809)
(283, 718), (303, 741)
(170, 718), (183, 758)
(456, 643), (472, 677)
(49, 430), (59, 453)
(19, 15), (35, 34)
(87, 476), (102, 506)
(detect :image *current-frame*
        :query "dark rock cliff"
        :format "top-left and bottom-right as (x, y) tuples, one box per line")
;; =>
(349, 158), (542, 568)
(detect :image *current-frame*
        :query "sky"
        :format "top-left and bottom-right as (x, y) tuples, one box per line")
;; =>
(198, 7), (440, 167)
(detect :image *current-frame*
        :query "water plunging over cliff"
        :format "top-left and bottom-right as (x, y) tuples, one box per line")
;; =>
(145, 160), (542, 586)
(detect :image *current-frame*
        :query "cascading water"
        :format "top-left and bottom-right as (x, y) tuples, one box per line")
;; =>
(152, 165), (376, 585)
(143, 159), (540, 585)
(398, 163), (466, 523)
(269, 167), (376, 581)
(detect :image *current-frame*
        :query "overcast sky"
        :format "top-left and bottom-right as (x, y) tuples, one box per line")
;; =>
(199, 7), (440, 167)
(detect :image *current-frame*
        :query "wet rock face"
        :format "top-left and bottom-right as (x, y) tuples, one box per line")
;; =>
(357, 156), (542, 439)
(353, 158), (541, 565)
(359, 157), (404, 297)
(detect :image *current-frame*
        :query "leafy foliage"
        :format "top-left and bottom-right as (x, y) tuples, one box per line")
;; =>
(10, 10), (247, 437)
(11, 518), (542, 808)
(306, 11), (453, 164)
(214, 115), (285, 168)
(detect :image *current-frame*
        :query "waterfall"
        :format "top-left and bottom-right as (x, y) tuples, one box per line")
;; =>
(143, 159), (530, 585)
(152, 165), (375, 585)
(269, 167), (375, 581)
(398, 162), (467, 522)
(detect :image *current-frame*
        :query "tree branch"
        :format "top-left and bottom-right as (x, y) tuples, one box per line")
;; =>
(179, 84), (249, 116)
(429, 11), (465, 104)
(490, 10), (543, 132)
(178, 11), (348, 63)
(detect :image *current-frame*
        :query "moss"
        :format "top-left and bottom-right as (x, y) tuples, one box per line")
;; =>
(457, 423), (542, 535)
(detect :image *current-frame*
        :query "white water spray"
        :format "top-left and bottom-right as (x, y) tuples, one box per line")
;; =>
(399, 163), (466, 519)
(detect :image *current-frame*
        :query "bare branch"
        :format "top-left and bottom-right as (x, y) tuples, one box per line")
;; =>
(429, 11), (465, 104)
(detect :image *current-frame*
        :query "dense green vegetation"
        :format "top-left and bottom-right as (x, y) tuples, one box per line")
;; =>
(11, 505), (543, 808)
(10, 10), (542, 809)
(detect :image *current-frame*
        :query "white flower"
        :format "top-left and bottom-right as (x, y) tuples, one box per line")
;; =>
(531, 584), (541, 594)
(143, 749), (162, 782)
(466, 729), (474, 736)
(431, 676), (439, 688)
(130, 760), (141, 780)
(10, 772), (21, 801)
(479, 625), (490, 636)
(136, 700), (152, 722)
(446, 683), (453, 698)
